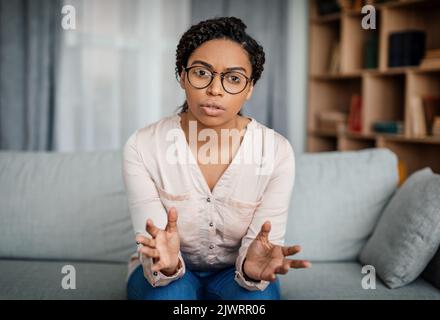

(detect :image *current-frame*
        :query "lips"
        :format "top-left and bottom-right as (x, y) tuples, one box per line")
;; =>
(200, 102), (225, 110)
(199, 102), (226, 117)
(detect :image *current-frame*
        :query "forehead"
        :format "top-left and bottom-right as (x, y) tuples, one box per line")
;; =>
(188, 39), (251, 73)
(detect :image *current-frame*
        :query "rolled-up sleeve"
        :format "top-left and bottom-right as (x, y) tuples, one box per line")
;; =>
(234, 139), (295, 291)
(122, 130), (186, 287)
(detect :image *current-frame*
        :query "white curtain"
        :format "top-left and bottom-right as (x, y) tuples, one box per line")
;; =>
(54, 0), (191, 152)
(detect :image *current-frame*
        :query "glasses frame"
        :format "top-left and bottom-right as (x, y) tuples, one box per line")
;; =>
(184, 65), (251, 95)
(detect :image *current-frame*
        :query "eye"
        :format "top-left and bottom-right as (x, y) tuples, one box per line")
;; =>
(226, 73), (243, 84)
(192, 67), (211, 78)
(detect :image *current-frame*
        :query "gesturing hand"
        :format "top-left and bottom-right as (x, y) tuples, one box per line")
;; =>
(135, 207), (181, 276)
(243, 221), (311, 282)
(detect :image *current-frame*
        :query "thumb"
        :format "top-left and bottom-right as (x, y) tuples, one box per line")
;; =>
(165, 207), (178, 233)
(258, 220), (271, 240)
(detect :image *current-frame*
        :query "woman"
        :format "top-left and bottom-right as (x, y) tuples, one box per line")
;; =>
(122, 16), (311, 300)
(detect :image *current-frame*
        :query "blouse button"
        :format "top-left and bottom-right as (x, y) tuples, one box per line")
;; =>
(206, 197), (211, 202)
(209, 244), (215, 249)
(209, 222), (214, 227)
(153, 271), (158, 276)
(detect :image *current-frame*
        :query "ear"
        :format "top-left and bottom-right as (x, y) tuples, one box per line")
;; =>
(245, 81), (254, 101)
(179, 71), (186, 90)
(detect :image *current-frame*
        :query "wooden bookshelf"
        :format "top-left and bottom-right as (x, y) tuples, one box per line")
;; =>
(307, 0), (440, 179)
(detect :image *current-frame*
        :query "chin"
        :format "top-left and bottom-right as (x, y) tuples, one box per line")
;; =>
(199, 115), (227, 126)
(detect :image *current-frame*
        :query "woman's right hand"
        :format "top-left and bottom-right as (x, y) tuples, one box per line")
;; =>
(135, 207), (181, 276)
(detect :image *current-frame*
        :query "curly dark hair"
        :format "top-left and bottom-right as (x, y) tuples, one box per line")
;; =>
(175, 16), (265, 115)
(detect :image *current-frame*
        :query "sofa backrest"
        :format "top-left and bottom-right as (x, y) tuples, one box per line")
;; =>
(0, 147), (398, 264)
(0, 150), (136, 263)
(285, 148), (399, 262)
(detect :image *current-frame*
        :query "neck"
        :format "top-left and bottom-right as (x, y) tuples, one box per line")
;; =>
(182, 110), (240, 136)
(179, 110), (248, 164)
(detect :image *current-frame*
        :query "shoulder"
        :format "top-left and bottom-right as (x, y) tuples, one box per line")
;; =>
(123, 114), (178, 158)
(251, 119), (295, 162)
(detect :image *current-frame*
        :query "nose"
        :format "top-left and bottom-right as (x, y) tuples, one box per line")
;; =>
(206, 73), (224, 96)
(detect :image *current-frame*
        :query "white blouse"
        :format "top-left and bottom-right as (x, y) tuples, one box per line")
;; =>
(122, 113), (295, 291)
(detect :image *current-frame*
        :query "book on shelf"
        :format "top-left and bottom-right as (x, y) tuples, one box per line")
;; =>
(316, 0), (341, 16)
(424, 49), (440, 59)
(364, 32), (378, 69)
(432, 117), (440, 137)
(422, 96), (440, 135)
(328, 42), (341, 74)
(409, 95), (440, 137)
(388, 30), (426, 67)
(409, 96), (427, 137)
(372, 121), (403, 134)
(316, 110), (347, 132)
(420, 49), (440, 69)
(347, 94), (362, 132)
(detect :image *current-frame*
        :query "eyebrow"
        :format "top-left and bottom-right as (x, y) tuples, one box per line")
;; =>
(190, 60), (248, 74)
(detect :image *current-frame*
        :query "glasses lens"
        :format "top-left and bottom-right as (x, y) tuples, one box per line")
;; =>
(223, 72), (247, 94)
(186, 67), (248, 94)
(187, 67), (212, 89)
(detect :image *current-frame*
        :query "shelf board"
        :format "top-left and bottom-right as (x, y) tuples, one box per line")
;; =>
(377, 0), (437, 10)
(379, 66), (440, 75)
(311, 0), (435, 23)
(310, 72), (362, 80)
(364, 67), (407, 76)
(376, 134), (440, 145)
(411, 65), (440, 74)
(343, 130), (377, 140)
(312, 66), (440, 80)
(310, 129), (440, 145)
(308, 0), (435, 23)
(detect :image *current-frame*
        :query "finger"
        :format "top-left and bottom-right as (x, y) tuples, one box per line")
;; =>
(146, 218), (160, 238)
(165, 207), (178, 233)
(274, 262), (290, 275)
(151, 260), (164, 272)
(139, 246), (160, 259)
(135, 235), (156, 248)
(286, 259), (312, 269)
(258, 221), (271, 240)
(281, 245), (301, 257)
(260, 271), (276, 282)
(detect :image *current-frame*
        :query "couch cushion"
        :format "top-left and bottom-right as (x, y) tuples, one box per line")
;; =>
(0, 150), (136, 263)
(0, 259), (127, 299)
(279, 262), (440, 300)
(359, 168), (440, 289)
(286, 148), (399, 261)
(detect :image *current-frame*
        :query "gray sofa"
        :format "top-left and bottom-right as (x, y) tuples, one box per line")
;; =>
(0, 148), (438, 299)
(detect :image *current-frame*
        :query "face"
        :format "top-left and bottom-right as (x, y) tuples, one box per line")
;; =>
(179, 39), (254, 128)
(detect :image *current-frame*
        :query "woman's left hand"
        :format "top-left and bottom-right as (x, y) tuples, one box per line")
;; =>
(243, 221), (311, 282)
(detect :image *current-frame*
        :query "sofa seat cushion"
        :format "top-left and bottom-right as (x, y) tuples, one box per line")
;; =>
(0, 259), (127, 300)
(279, 262), (440, 300)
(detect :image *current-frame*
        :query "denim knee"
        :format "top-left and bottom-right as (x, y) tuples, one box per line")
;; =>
(127, 265), (202, 300)
(229, 278), (281, 300)
(207, 268), (281, 300)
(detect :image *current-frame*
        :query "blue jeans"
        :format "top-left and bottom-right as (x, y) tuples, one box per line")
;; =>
(127, 264), (281, 300)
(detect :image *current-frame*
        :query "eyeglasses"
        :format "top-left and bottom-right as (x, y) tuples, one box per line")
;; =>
(184, 66), (251, 95)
